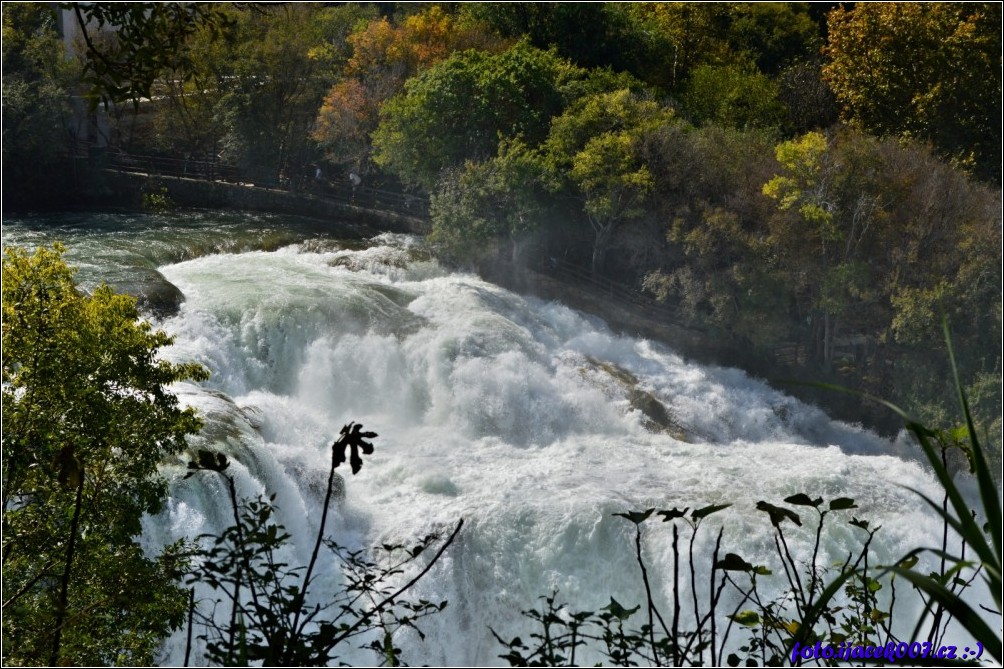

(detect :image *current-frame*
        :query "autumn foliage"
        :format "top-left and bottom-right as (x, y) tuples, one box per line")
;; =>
(313, 6), (506, 170)
(823, 3), (1002, 180)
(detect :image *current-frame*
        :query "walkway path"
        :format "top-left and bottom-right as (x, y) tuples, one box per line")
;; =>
(101, 149), (430, 221)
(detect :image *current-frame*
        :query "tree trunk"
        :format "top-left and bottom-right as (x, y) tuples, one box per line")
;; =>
(822, 312), (840, 370)
(591, 221), (614, 276)
(50, 464), (85, 667)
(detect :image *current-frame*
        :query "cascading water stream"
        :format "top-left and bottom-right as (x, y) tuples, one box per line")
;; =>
(2, 213), (981, 666)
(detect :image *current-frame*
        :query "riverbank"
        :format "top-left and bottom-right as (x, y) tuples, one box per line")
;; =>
(481, 258), (902, 437)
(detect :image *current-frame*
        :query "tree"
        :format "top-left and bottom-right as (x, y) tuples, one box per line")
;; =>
(681, 62), (787, 131)
(2, 245), (208, 665)
(372, 40), (577, 190)
(429, 138), (548, 264)
(1, 3), (77, 208)
(139, 4), (355, 185)
(776, 60), (838, 135)
(823, 3), (1002, 181)
(717, 2), (822, 75)
(621, 3), (822, 91)
(544, 89), (674, 274)
(313, 5), (504, 172)
(210, 4), (351, 186)
(463, 3), (661, 84)
(66, 2), (234, 107)
(642, 124), (788, 348)
(761, 130), (885, 368)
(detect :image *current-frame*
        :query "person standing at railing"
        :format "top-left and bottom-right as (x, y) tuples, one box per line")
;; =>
(349, 171), (362, 203)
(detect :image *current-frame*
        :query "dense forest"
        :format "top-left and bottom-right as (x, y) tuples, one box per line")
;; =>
(4, 2), (1000, 443)
(3, 3), (1002, 666)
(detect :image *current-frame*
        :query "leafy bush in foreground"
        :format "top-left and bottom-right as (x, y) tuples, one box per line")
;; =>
(183, 423), (462, 666)
(2, 245), (208, 665)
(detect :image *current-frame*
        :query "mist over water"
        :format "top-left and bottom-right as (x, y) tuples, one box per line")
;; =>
(2, 214), (968, 665)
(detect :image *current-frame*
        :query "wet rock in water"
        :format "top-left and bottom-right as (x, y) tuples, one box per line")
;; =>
(136, 279), (186, 318)
(627, 387), (688, 440)
(112, 268), (185, 318)
(583, 356), (690, 441)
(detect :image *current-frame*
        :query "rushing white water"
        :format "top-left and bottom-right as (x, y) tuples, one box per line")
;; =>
(2, 214), (983, 665)
(144, 235), (968, 666)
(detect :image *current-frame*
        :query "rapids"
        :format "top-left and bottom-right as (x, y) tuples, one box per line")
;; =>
(2, 212), (979, 665)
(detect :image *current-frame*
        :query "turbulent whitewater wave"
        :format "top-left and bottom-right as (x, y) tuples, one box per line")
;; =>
(2, 214), (965, 666)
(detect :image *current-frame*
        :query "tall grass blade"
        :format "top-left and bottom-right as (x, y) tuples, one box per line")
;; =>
(886, 566), (1001, 663)
(944, 320), (1002, 565)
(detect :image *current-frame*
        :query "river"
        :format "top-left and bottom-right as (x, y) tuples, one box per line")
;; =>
(2, 211), (975, 665)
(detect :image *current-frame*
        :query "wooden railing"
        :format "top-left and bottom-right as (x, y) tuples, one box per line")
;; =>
(103, 151), (242, 182)
(540, 257), (693, 329)
(311, 179), (430, 221)
(98, 148), (431, 221)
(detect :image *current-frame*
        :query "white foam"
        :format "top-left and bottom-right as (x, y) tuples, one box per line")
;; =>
(150, 241), (981, 666)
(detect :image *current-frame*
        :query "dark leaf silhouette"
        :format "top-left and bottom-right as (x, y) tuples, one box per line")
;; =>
(715, 553), (755, 572)
(614, 509), (655, 525)
(333, 422), (378, 475)
(692, 503), (731, 520)
(756, 501), (802, 527)
(784, 493), (822, 507)
(657, 507), (690, 521)
(829, 497), (858, 510)
(602, 597), (640, 620)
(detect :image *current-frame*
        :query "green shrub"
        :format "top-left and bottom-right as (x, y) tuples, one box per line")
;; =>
(183, 424), (462, 666)
(2, 244), (207, 665)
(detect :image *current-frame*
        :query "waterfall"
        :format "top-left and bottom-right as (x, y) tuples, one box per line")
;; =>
(148, 236), (958, 665)
(2, 214), (979, 666)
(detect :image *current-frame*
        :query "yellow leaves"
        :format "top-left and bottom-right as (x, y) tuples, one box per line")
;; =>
(542, 87), (670, 228)
(823, 2), (1000, 177)
(571, 133), (652, 200)
(774, 131), (827, 176)
(798, 203), (833, 230)
(401, 5), (454, 65)
(547, 89), (672, 166)
(314, 78), (374, 156)
(346, 18), (397, 77)
(890, 281), (951, 345)
(347, 6), (501, 81)
(761, 175), (798, 209)
(325, 6), (506, 169)
(762, 132), (835, 238)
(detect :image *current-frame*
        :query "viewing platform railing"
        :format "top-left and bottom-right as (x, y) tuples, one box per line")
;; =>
(103, 150), (241, 182)
(95, 147), (431, 221)
(540, 256), (693, 329)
